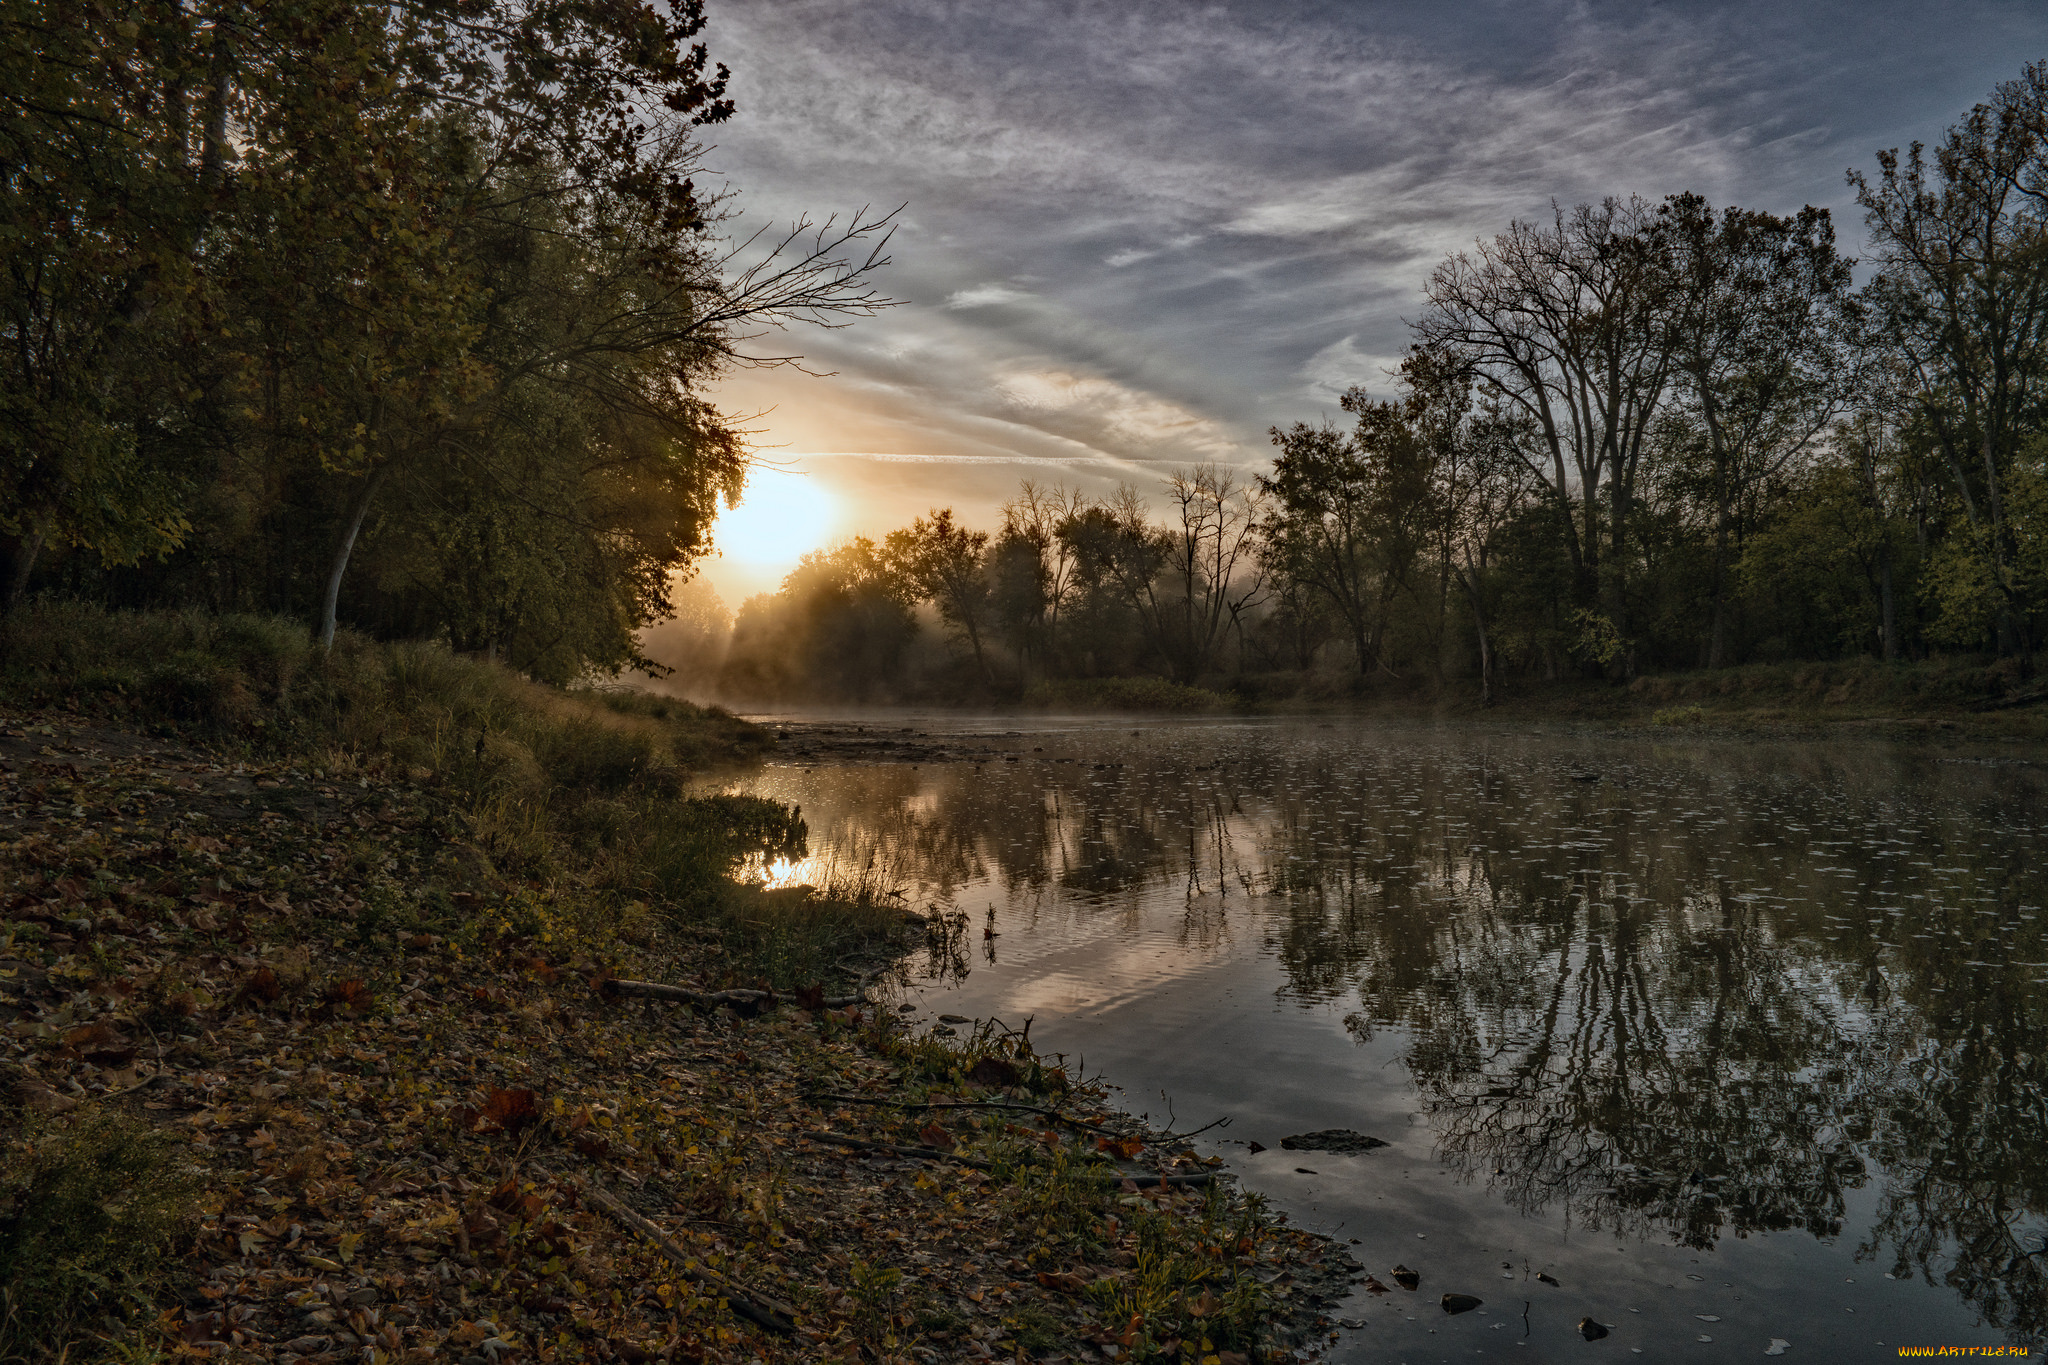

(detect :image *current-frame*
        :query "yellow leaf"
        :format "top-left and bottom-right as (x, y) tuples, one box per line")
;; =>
(303, 1255), (345, 1272)
(338, 1231), (365, 1265)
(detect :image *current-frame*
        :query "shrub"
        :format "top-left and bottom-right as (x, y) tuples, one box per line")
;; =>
(0, 1107), (196, 1361)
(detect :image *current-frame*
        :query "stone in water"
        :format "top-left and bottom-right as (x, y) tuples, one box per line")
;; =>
(1280, 1129), (1389, 1154)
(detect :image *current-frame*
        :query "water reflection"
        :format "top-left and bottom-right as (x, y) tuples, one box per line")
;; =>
(718, 725), (2048, 1345)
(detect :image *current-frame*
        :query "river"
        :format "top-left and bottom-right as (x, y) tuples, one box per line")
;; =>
(711, 712), (2048, 1363)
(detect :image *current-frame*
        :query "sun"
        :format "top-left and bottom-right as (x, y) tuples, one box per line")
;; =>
(713, 465), (836, 569)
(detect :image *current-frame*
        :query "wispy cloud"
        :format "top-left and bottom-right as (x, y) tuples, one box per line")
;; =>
(697, 0), (2048, 527)
(943, 283), (1031, 309)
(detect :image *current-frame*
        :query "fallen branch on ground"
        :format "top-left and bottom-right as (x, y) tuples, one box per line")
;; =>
(602, 979), (864, 1010)
(799, 1130), (994, 1170)
(542, 1166), (798, 1335)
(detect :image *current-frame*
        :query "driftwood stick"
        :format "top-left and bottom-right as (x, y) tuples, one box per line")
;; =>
(803, 1093), (1120, 1137)
(799, 1130), (994, 1170)
(552, 1169), (797, 1334)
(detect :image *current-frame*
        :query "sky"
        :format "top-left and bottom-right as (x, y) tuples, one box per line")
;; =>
(685, 0), (2048, 606)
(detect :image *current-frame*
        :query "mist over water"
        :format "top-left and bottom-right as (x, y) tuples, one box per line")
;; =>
(710, 715), (2048, 1360)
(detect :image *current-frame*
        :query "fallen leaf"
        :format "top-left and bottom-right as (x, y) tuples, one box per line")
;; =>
(1579, 1317), (1609, 1341)
(1441, 1293), (1483, 1314)
(482, 1086), (541, 1134)
(1391, 1265), (1420, 1290)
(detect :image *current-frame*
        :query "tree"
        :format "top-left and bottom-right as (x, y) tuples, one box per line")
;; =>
(1658, 194), (1861, 666)
(887, 509), (994, 683)
(1852, 62), (2048, 655)
(1262, 411), (1431, 679)
(1153, 466), (1266, 685)
(987, 482), (1087, 679)
(1415, 199), (1676, 675)
(1396, 346), (1536, 703)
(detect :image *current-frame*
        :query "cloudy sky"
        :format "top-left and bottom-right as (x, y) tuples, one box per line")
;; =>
(688, 0), (2048, 603)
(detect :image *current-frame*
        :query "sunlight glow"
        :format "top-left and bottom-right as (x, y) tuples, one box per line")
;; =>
(713, 466), (836, 570)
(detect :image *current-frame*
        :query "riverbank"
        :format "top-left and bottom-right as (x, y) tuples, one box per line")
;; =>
(799, 656), (2048, 746)
(0, 604), (1354, 1365)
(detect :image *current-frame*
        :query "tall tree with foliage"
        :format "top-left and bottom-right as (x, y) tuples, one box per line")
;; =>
(1659, 194), (1860, 666)
(887, 509), (994, 683)
(1853, 62), (2048, 654)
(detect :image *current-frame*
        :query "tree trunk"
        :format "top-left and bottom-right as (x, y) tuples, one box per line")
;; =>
(320, 465), (389, 649)
(1457, 568), (1493, 707)
(1705, 527), (1730, 670)
(1878, 543), (1898, 663)
(5, 523), (49, 612)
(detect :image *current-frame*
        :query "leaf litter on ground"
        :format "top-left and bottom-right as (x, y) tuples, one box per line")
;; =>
(0, 707), (1353, 1365)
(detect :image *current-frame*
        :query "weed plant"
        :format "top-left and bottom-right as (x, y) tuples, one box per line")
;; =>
(0, 1107), (196, 1360)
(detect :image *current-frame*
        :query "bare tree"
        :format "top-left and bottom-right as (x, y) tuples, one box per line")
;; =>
(1156, 466), (1267, 685)
(1063, 472), (1264, 686)
(1415, 198), (1675, 676)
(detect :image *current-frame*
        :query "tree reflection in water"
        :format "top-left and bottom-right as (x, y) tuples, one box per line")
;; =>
(733, 733), (2048, 1343)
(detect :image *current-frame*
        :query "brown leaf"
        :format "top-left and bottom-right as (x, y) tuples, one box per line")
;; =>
(1095, 1135), (1145, 1160)
(794, 983), (826, 1011)
(482, 1087), (540, 1134)
(915, 1122), (955, 1150)
(326, 978), (373, 1013)
(238, 966), (282, 1004)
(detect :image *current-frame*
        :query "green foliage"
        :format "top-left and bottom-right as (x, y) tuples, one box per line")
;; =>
(0, 1108), (197, 1361)
(1021, 676), (1231, 712)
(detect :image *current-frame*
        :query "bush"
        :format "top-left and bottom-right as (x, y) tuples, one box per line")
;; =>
(0, 1108), (196, 1361)
(1022, 676), (1231, 712)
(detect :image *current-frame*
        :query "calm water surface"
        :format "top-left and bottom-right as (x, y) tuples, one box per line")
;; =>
(717, 714), (2048, 1363)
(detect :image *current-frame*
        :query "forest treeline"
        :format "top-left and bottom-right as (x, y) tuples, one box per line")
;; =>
(698, 62), (2048, 705)
(8, 16), (2048, 707)
(0, 0), (887, 683)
